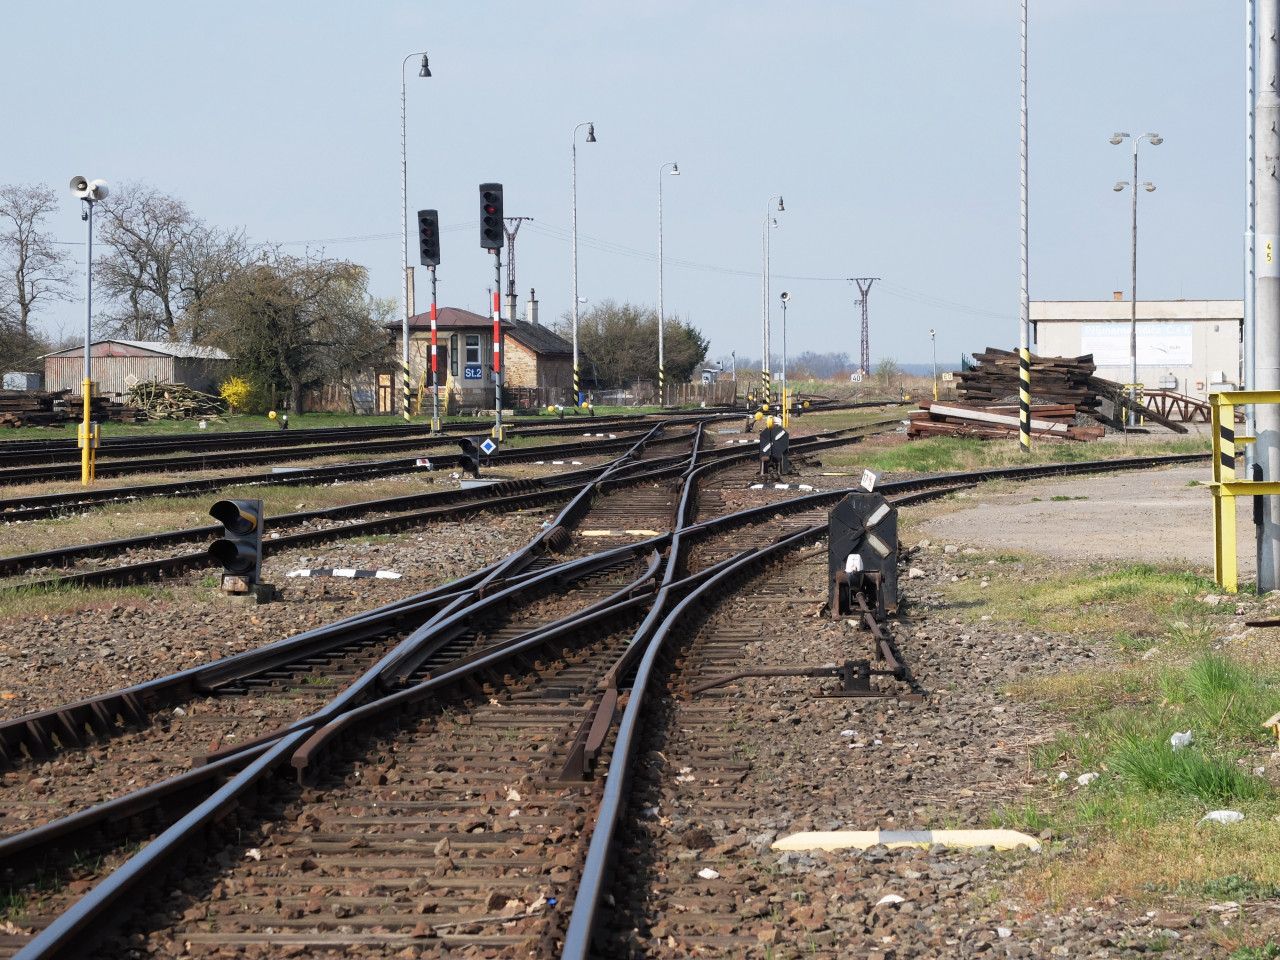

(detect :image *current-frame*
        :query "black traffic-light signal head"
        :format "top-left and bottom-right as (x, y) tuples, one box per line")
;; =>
(458, 437), (482, 477)
(417, 209), (441, 266)
(209, 498), (264, 583)
(479, 183), (503, 250)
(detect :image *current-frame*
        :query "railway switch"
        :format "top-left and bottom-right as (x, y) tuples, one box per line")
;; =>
(209, 498), (273, 601)
(828, 491), (898, 620)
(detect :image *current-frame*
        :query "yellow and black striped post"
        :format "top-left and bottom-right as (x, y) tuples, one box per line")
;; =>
(1211, 393), (1238, 592)
(401, 360), (411, 423)
(658, 364), (665, 405)
(1018, 347), (1032, 453)
(573, 365), (581, 407)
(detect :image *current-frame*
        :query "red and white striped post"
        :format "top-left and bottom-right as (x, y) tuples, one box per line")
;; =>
(492, 278), (504, 439)
(429, 268), (440, 432)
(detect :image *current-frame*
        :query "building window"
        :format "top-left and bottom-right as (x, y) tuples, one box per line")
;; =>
(466, 334), (481, 365)
(450, 335), (459, 377)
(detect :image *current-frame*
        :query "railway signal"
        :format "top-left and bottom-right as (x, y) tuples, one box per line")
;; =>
(458, 437), (482, 477)
(208, 498), (273, 601)
(828, 491), (898, 620)
(758, 420), (790, 478)
(480, 184), (503, 250)
(417, 209), (441, 266)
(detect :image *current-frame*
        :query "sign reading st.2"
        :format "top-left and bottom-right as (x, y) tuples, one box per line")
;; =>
(463, 365), (483, 381)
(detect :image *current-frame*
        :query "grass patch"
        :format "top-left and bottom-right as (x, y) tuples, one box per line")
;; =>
(0, 584), (174, 622)
(825, 435), (1210, 475)
(950, 561), (1224, 641)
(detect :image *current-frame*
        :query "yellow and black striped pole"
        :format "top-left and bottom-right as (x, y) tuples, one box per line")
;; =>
(573, 365), (581, 408)
(1018, 347), (1032, 453)
(658, 364), (665, 405)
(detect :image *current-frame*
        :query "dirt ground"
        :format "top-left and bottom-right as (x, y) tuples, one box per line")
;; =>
(919, 464), (1249, 575)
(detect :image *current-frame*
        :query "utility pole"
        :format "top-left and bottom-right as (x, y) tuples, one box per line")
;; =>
(503, 217), (533, 321)
(1256, 0), (1280, 591)
(1019, 0), (1032, 454)
(851, 278), (878, 376)
(1246, 0), (1259, 486)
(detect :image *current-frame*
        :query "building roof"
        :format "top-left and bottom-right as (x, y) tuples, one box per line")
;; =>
(43, 339), (231, 360)
(1032, 299), (1243, 323)
(402, 307), (572, 358)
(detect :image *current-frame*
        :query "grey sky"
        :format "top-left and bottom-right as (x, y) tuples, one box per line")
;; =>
(5, 1), (1240, 366)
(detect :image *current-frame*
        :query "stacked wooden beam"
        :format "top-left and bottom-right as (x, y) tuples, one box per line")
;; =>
(908, 399), (1104, 442)
(0, 390), (145, 427)
(955, 348), (1100, 411)
(0, 390), (64, 427)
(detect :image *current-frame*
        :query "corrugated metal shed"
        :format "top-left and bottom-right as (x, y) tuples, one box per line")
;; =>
(43, 340), (233, 396)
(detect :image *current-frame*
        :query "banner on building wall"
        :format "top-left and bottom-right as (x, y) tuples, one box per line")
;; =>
(1081, 322), (1192, 367)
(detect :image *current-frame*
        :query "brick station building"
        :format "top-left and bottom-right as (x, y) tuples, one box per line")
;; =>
(394, 306), (573, 412)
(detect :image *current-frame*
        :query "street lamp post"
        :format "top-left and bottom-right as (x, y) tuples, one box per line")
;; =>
(399, 51), (430, 424)
(1111, 131), (1163, 426)
(761, 195), (784, 402)
(930, 328), (938, 400)
(571, 121), (597, 406)
(657, 160), (679, 405)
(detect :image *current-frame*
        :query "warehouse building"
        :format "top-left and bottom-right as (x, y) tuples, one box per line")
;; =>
(1032, 296), (1242, 402)
(43, 340), (232, 397)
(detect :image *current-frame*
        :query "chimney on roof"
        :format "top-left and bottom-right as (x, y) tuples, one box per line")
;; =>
(528, 288), (539, 326)
(1113, 290), (1124, 301)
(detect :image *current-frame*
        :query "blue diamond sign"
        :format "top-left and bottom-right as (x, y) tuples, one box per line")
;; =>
(480, 438), (498, 456)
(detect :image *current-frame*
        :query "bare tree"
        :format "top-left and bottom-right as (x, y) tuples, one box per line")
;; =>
(0, 183), (73, 341)
(95, 182), (248, 342)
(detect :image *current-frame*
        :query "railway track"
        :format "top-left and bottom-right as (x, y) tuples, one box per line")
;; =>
(0, 414), (680, 467)
(0, 420), (898, 590)
(0, 447), (1206, 958)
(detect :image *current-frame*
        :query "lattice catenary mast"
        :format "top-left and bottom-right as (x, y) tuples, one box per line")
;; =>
(850, 277), (879, 375)
(503, 217), (533, 321)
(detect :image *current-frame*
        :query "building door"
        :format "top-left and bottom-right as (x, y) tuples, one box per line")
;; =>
(376, 372), (393, 413)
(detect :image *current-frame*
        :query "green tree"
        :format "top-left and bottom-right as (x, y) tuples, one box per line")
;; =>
(874, 357), (902, 393)
(555, 300), (709, 387)
(204, 253), (392, 411)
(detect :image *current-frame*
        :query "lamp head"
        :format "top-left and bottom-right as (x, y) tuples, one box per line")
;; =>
(1146, 133), (1163, 145)
(780, 291), (790, 303)
(777, 196), (785, 212)
(585, 123), (596, 143)
(1110, 132), (1129, 145)
(1113, 181), (1128, 192)
(670, 163), (680, 175)
(419, 54), (431, 77)
(1143, 182), (1157, 192)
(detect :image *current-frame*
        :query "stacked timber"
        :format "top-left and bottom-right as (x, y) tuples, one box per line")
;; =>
(0, 390), (142, 426)
(0, 390), (65, 427)
(64, 393), (146, 424)
(955, 348), (1100, 412)
(124, 381), (224, 420)
(908, 399), (1104, 442)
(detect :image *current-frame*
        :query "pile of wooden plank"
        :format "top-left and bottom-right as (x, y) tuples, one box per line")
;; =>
(0, 390), (143, 427)
(955, 348), (1101, 411)
(908, 399), (1105, 442)
(125, 381), (225, 420)
(0, 390), (64, 427)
